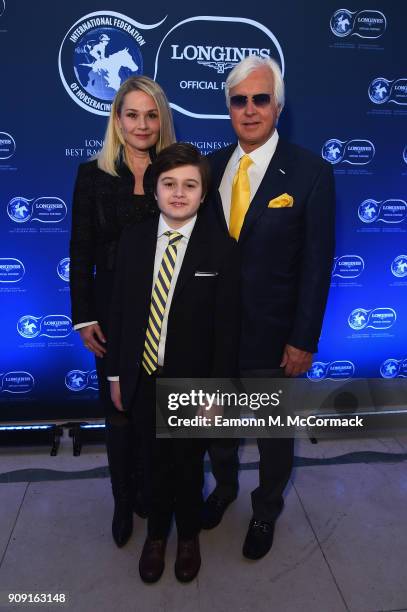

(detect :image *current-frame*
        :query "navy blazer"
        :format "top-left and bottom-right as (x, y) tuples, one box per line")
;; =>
(208, 138), (336, 370)
(106, 210), (241, 411)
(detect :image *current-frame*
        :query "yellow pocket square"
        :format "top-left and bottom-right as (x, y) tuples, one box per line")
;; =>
(268, 193), (294, 208)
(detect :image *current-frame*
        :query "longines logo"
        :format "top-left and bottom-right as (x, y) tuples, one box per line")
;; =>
(332, 255), (364, 279)
(0, 132), (16, 159)
(17, 315), (72, 339)
(391, 255), (407, 278)
(358, 199), (407, 224)
(0, 371), (34, 394)
(58, 11), (166, 116)
(322, 139), (375, 165)
(348, 307), (396, 331)
(154, 16), (285, 119)
(0, 258), (25, 282)
(380, 358), (407, 379)
(330, 9), (386, 38)
(307, 360), (355, 381)
(369, 78), (407, 106)
(7, 197), (67, 224)
(65, 369), (99, 392)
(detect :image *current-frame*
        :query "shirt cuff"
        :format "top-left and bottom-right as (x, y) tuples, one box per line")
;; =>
(107, 376), (120, 382)
(74, 321), (98, 330)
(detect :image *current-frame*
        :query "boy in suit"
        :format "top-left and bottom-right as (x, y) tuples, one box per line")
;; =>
(107, 143), (240, 583)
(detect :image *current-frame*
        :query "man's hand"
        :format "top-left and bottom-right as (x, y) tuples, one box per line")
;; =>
(280, 344), (313, 377)
(79, 323), (106, 358)
(110, 380), (124, 412)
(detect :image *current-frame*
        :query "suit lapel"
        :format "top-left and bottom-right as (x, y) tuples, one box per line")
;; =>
(209, 145), (236, 235)
(129, 217), (159, 315)
(239, 139), (292, 243)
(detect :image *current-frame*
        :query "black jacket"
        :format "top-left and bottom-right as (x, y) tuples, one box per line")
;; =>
(208, 138), (336, 369)
(107, 210), (241, 411)
(69, 158), (157, 329)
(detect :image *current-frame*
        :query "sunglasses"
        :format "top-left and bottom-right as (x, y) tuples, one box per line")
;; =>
(229, 93), (272, 108)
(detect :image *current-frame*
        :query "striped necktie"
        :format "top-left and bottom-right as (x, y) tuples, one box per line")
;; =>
(229, 154), (253, 240)
(142, 230), (183, 375)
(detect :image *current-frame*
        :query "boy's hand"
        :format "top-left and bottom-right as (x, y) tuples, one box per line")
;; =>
(110, 380), (124, 411)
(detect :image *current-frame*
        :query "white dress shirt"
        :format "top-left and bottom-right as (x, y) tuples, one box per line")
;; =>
(218, 130), (279, 227)
(108, 214), (197, 381)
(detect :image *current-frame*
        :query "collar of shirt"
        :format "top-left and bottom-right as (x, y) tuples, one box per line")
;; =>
(157, 214), (197, 240)
(235, 129), (279, 171)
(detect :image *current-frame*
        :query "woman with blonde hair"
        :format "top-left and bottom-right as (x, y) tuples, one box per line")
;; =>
(70, 75), (175, 548)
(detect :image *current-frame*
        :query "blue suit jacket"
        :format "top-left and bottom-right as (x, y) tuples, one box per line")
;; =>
(208, 137), (336, 370)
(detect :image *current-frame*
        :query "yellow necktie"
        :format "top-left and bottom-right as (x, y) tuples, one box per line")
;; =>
(142, 231), (183, 374)
(229, 154), (253, 240)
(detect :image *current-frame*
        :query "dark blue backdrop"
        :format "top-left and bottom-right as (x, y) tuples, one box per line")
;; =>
(0, 1), (406, 420)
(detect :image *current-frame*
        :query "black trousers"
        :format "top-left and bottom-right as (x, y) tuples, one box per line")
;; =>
(208, 368), (294, 523)
(132, 369), (206, 539)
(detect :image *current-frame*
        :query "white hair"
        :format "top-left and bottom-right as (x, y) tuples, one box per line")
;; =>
(225, 56), (285, 112)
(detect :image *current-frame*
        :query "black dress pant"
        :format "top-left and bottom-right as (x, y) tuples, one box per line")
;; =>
(132, 369), (206, 539)
(208, 368), (294, 523)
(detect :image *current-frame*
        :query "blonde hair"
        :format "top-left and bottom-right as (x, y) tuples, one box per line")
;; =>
(97, 75), (176, 176)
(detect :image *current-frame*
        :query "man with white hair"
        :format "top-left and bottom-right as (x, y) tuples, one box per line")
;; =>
(203, 56), (335, 560)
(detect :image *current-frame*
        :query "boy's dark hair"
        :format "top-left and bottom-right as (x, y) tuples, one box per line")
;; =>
(151, 142), (211, 196)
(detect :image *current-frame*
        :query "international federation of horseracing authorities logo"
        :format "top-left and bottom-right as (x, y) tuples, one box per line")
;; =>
(0, 258), (25, 282)
(368, 78), (407, 106)
(380, 358), (407, 379)
(58, 11), (166, 116)
(0, 133), (16, 160)
(0, 371), (35, 394)
(154, 16), (285, 119)
(7, 197), (67, 223)
(65, 370), (99, 392)
(0, 0), (5, 18)
(322, 139), (375, 165)
(57, 258), (70, 282)
(307, 360), (355, 381)
(391, 255), (407, 278)
(332, 255), (364, 279)
(358, 199), (407, 224)
(348, 308), (396, 331)
(17, 315), (72, 339)
(330, 9), (386, 38)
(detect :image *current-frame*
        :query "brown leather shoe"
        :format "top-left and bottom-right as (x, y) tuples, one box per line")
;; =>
(174, 536), (201, 582)
(139, 538), (166, 583)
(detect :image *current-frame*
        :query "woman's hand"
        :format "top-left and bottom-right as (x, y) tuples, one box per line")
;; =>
(79, 323), (106, 358)
(110, 380), (124, 412)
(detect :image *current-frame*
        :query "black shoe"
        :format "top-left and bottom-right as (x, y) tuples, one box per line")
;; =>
(175, 536), (201, 583)
(202, 495), (235, 530)
(242, 518), (275, 560)
(112, 500), (133, 548)
(139, 538), (166, 583)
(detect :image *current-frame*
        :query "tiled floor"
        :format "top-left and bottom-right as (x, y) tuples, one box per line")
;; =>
(1, 434), (407, 612)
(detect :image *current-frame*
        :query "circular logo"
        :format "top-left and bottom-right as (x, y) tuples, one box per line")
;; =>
(358, 200), (380, 223)
(0, 132), (16, 160)
(368, 78), (391, 104)
(65, 370), (88, 392)
(330, 10), (353, 37)
(391, 255), (407, 278)
(307, 362), (328, 380)
(7, 197), (32, 223)
(380, 359), (399, 379)
(348, 308), (369, 330)
(57, 258), (70, 282)
(58, 11), (152, 115)
(17, 315), (41, 339)
(0, 1), (5, 18)
(322, 139), (344, 164)
(403, 145), (407, 165)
